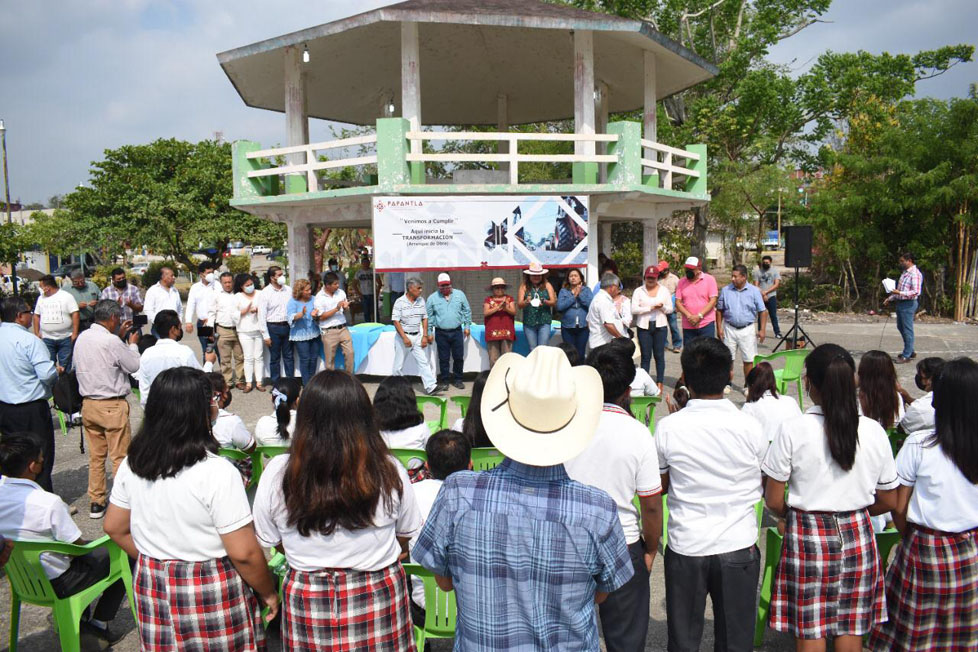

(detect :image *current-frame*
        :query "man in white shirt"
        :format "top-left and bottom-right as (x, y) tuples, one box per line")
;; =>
(136, 310), (216, 406)
(314, 271), (353, 372)
(565, 343), (663, 651)
(586, 273), (627, 350)
(184, 261), (219, 359)
(209, 272), (245, 389)
(143, 266), (183, 336)
(259, 265), (294, 382)
(33, 274), (80, 371)
(654, 336), (766, 652)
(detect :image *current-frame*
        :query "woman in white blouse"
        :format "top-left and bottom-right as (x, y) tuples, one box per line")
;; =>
(630, 265), (673, 392)
(857, 350), (906, 430)
(741, 362), (801, 442)
(254, 376), (302, 447)
(374, 376), (431, 452)
(252, 371), (421, 649)
(103, 367), (278, 650)
(234, 274), (265, 393)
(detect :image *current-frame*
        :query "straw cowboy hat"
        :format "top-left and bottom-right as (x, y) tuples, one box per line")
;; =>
(486, 277), (508, 290)
(523, 261), (548, 276)
(481, 347), (602, 466)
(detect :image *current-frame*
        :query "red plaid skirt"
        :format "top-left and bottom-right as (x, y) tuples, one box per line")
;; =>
(135, 555), (266, 651)
(867, 525), (978, 651)
(770, 508), (886, 638)
(282, 561), (417, 651)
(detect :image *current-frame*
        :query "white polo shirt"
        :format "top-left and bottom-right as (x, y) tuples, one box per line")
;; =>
(136, 338), (213, 406)
(630, 368), (660, 397)
(655, 398), (767, 556)
(586, 289), (624, 350)
(899, 392), (934, 435)
(252, 454), (422, 572)
(0, 477), (81, 579)
(381, 422), (431, 452)
(255, 410), (296, 447)
(213, 409), (255, 451)
(565, 404), (662, 544)
(408, 478), (444, 609)
(110, 455), (253, 561)
(34, 290), (79, 340)
(897, 430), (978, 533)
(741, 391), (802, 442)
(314, 288), (348, 329)
(761, 407), (900, 512)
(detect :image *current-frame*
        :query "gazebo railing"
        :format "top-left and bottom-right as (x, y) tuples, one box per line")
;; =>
(640, 139), (702, 191)
(243, 134), (378, 194)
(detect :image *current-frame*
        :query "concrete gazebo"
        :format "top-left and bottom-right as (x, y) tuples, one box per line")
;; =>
(219, 0), (716, 285)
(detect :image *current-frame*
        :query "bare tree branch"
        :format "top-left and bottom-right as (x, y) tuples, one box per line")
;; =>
(730, 0), (748, 50)
(777, 18), (831, 42)
(683, 0), (730, 21)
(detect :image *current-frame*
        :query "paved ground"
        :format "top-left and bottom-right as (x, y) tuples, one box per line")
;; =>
(2, 315), (975, 651)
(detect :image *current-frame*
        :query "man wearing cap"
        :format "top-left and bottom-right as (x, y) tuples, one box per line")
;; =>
(413, 347), (634, 649)
(586, 273), (628, 351)
(716, 264), (768, 386)
(392, 277), (441, 395)
(565, 344), (663, 650)
(426, 272), (472, 391)
(657, 260), (683, 353)
(675, 256), (719, 344)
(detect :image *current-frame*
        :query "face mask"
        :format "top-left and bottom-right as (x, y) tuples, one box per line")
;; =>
(222, 392), (232, 408)
(685, 269), (696, 280)
(243, 285), (255, 295)
(175, 330), (184, 342)
(329, 264), (338, 271)
(272, 275), (282, 285)
(914, 373), (926, 391)
(761, 263), (770, 270)
(113, 279), (126, 289)
(205, 273), (216, 284)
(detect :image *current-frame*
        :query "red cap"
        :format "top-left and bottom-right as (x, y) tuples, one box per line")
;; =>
(643, 265), (660, 279)
(656, 260), (670, 272)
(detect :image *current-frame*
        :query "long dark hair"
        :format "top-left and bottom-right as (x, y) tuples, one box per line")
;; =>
(806, 344), (859, 471)
(463, 371), (492, 448)
(232, 273), (253, 295)
(271, 377), (302, 441)
(745, 362), (779, 403)
(562, 268), (584, 290)
(930, 358), (978, 483)
(857, 350), (901, 429)
(374, 376), (424, 431)
(283, 371), (403, 536)
(128, 367), (218, 480)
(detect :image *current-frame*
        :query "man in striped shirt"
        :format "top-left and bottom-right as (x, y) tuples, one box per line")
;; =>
(392, 277), (441, 395)
(885, 252), (923, 363)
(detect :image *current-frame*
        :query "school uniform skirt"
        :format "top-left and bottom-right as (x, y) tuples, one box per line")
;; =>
(867, 524), (978, 651)
(770, 508), (886, 638)
(282, 561), (417, 651)
(135, 555), (266, 651)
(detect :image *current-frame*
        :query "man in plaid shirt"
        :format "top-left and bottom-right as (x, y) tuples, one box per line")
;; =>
(99, 268), (143, 326)
(885, 252), (923, 363)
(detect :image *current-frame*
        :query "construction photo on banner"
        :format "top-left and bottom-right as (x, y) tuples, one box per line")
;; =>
(373, 195), (589, 271)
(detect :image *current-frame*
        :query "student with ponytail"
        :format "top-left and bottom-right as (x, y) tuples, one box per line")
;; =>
(761, 343), (899, 651)
(254, 377), (302, 446)
(868, 357), (978, 651)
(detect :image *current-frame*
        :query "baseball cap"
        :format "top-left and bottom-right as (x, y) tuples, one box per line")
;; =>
(683, 256), (700, 269)
(437, 272), (451, 285)
(643, 265), (660, 279)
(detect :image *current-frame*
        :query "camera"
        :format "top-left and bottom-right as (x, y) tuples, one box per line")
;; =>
(133, 314), (148, 327)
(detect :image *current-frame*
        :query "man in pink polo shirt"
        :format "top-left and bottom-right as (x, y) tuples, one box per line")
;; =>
(675, 256), (718, 343)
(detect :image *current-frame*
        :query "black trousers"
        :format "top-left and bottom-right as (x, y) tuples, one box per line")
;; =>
(664, 545), (759, 652)
(0, 398), (56, 492)
(599, 539), (651, 652)
(49, 547), (126, 621)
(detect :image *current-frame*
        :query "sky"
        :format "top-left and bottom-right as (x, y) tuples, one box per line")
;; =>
(1, 0), (975, 205)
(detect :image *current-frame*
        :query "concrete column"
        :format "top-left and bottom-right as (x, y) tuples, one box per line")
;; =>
(497, 93), (509, 173)
(643, 51), (657, 162)
(587, 217), (600, 285)
(596, 81), (609, 182)
(574, 30), (595, 159)
(643, 217), (660, 271)
(287, 221), (313, 284)
(284, 45), (309, 194)
(600, 222), (612, 257)
(401, 22), (423, 184)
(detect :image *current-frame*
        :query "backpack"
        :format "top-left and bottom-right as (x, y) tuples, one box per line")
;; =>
(52, 370), (83, 416)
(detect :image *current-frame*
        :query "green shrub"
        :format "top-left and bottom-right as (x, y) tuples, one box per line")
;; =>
(91, 264), (119, 290)
(225, 255), (251, 275)
(141, 261), (182, 289)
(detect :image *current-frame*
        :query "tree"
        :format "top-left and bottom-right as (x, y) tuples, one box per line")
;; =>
(62, 139), (286, 269)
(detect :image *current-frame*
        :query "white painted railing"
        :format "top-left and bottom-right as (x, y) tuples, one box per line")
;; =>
(640, 139), (701, 190)
(246, 134), (378, 191)
(407, 131), (619, 184)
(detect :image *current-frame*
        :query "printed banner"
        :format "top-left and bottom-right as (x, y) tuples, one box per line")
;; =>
(372, 195), (589, 271)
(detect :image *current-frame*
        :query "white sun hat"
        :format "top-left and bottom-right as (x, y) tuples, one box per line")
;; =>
(480, 346), (602, 466)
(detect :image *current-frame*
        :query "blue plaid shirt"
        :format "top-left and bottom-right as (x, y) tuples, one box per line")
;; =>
(412, 458), (633, 651)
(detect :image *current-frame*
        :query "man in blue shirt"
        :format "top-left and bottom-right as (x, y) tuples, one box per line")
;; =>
(413, 346), (633, 650)
(0, 298), (59, 491)
(716, 264), (768, 385)
(426, 272), (472, 391)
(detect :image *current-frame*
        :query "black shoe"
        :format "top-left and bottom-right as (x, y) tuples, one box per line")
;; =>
(425, 386), (444, 396)
(81, 619), (124, 644)
(89, 503), (106, 519)
(436, 382), (449, 392)
(910, 351), (917, 359)
(452, 381), (465, 390)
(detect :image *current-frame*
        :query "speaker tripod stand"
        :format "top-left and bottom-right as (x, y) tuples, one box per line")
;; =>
(772, 266), (816, 353)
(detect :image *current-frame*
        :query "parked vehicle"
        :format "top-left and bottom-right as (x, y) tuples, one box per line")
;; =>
(252, 244), (272, 255)
(762, 230), (781, 250)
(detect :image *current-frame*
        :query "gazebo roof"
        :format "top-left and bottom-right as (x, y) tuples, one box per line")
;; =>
(217, 0), (717, 126)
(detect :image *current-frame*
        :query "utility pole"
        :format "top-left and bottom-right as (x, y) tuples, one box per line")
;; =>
(0, 119), (18, 296)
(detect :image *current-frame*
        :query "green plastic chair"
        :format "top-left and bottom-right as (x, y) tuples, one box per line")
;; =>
(402, 563), (457, 647)
(450, 395), (471, 419)
(629, 396), (662, 432)
(390, 448), (427, 470)
(5, 535), (136, 652)
(416, 395), (448, 433)
(251, 445), (290, 487)
(753, 349), (810, 407)
(218, 447), (257, 487)
(470, 447), (504, 471)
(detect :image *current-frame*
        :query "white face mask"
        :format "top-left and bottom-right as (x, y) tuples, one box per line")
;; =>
(205, 273), (216, 284)
(243, 285), (255, 295)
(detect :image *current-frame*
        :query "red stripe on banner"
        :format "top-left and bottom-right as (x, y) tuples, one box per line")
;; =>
(377, 265), (587, 272)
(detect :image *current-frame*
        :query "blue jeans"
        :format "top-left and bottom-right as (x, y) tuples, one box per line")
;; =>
(435, 328), (465, 384)
(362, 294), (375, 323)
(561, 326), (588, 360)
(637, 326), (668, 384)
(44, 337), (74, 371)
(266, 322), (294, 382)
(524, 323), (551, 350)
(683, 322), (716, 343)
(763, 295), (781, 336)
(666, 311), (683, 349)
(895, 299), (917, 358)
(293, 339), (319, 385)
